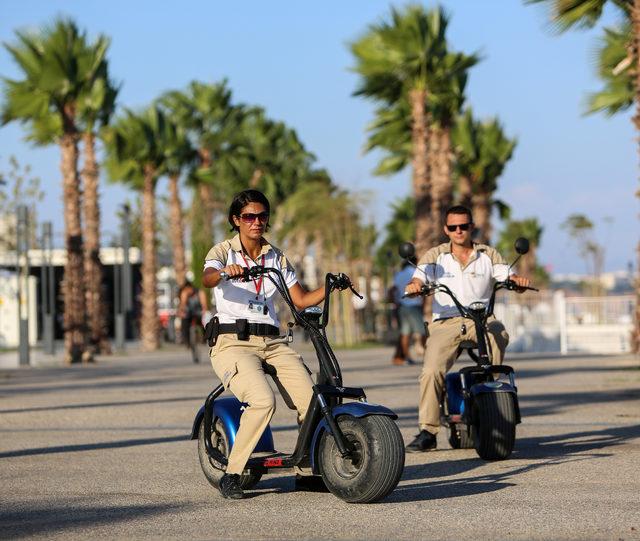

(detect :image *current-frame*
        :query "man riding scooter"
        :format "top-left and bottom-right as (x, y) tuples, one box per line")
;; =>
(403, 205), (530, 452)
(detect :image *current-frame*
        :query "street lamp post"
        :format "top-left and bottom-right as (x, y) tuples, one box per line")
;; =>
(40, 222), (55, 354)
(16, 205), (29, 365)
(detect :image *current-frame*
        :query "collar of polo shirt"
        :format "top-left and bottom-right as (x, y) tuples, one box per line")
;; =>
(229, 234), (272, 258)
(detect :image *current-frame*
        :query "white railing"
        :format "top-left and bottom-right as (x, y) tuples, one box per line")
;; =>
(494, 291), (635, 355)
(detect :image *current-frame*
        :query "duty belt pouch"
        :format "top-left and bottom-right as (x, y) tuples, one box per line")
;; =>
(236, 318), (249, 341)
(204, 316), (219, 347)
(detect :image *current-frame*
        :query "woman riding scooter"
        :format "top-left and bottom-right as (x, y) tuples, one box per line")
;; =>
(202, 189), (326, 500)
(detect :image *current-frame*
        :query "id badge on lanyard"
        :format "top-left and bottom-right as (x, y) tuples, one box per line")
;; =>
(241, 252), (269, 316)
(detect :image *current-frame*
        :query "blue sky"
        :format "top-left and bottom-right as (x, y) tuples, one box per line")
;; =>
(0, 1), (636, 274)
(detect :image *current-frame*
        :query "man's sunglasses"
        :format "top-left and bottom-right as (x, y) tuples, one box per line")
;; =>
(445, 222), (472, 232)
(238, 212), (270, 224)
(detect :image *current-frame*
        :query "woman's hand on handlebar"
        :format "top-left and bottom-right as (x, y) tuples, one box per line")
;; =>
(221, 264), (245, 280)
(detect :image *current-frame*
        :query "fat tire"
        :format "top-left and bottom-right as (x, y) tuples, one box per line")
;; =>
(197, 418), (262, 490)
(472, 393), (516, 460)
(448, 422), (474, 449)
(318, 415), (404, 503)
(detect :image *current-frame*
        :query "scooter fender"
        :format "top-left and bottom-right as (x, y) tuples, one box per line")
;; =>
(469, 382), (521, 424)
(190, 396), (275, 452)
(309, 402), (398, 474)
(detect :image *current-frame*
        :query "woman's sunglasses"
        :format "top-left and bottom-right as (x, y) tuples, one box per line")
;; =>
(238, 212), (270, 224)
(446, 222), (472, 232)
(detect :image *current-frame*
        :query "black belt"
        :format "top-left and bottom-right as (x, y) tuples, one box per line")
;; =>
(218, 323), (280, 336)
(434, 316), (461, 322)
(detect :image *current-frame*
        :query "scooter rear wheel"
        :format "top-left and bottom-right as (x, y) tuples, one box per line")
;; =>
(472, 393), (516, 460)
(448, 423), (475, 449)
(197, 419), (262, 490)
(318, 415), (404, 503)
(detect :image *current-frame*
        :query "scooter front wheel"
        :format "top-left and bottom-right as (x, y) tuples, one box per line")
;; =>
(197, 419), (262, 489)
(318, 415), (404, 503)
(472, 393), (516, 460)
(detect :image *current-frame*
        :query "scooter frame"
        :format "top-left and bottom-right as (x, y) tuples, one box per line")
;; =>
(190, 267), (398, 475)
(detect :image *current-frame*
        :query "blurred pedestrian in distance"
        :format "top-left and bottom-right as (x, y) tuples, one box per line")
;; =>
(390, 258), (426, 365)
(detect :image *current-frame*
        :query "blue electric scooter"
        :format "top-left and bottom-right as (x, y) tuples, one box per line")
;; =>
(399, 238), (537, 460)
(190, 266), (405, 503)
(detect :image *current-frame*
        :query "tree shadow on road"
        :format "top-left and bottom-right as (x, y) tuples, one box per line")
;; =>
(386, 423), (640, 503)
(0, 498), (188, 539)
(0, 434), (188, 459)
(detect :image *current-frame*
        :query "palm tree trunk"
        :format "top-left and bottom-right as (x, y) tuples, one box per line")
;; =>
(409, 88), (432, 256)
(457, 175), (473, 210)
(168, 173), (187, 287)
(430, 125), (453, 245)
(250, 168), (263, 188)
(141, 166), (159, 351)
(60, 132), (88, 363)
(631, 0), (640, 353)
(197, 148), (214, 242)
(472, 193), (491, 245)
(81, 132), (110, 355)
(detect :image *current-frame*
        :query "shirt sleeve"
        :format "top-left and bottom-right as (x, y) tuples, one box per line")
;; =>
(278, 253), (298, 288)
(492, 263), (510, 281)
(204, 259), (224, 271)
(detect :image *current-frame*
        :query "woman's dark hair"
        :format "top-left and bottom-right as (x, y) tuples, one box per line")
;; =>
(445, 205), (473, 224)
(228, 189), (271, 232)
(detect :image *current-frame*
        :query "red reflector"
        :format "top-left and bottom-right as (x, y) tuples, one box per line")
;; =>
(264, 458), (283, 467)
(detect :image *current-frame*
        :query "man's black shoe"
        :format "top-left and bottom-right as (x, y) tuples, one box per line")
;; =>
(294, 474), (330, 492)
(406, 430), (437, 453)
(219, 473), (244, 499)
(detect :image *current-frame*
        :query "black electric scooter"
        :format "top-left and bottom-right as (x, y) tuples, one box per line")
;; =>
(399, 238), (538, 460)
(190, 266), (405, 503)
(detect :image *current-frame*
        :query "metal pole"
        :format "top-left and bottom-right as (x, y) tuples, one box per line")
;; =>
(114, 236), (125, 351)
(43, 222), (55, 354)
(17, 205), (29, 366)
(121, 204), (132, 340)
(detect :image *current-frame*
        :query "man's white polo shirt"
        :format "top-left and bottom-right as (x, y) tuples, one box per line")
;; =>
(412, 242), (510, 321)
(203, 234), (297, 327)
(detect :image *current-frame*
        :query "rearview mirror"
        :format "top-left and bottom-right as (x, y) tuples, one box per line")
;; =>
(514, 237), (530, 255)
(398, 242), (416, 260)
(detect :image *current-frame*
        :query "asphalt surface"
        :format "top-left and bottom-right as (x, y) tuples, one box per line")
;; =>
(1, 343), (639, 540)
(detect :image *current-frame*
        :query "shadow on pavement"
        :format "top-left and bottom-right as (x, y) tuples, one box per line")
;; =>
(1, 499), (187, 539)
(387, 423), (640, 503)
(0, 395), (202, 415)
(0, 434), (187, 459)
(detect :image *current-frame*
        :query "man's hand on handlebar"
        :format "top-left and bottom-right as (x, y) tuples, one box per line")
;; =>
(403, 278), (426, 297)
(508, 274), (532, 293)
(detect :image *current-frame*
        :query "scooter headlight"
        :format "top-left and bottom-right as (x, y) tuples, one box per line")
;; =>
(468, 301), (486, 312)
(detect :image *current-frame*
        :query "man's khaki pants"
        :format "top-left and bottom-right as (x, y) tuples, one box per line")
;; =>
(209, 334), (314, 475)
(419, 316), (509, 434)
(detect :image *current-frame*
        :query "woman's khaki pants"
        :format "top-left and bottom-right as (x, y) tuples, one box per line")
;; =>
(209, 334), (314, 475)
(418, 316), (509, 434)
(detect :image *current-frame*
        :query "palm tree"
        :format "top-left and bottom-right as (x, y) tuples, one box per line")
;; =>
(160, 81), (242, 238)
(79, 54), (119, 355)
(586, 20), (634, 114)
(104, 106), (171, 351)
(351, 5), (478, 253)
(497, 218), (548, 285)
(351, 5), (444, 254)
(1, 18), (110, 363)
(526, 0), (640, 351)
(161, 113), (196, 288)
(451, 109), (516, 244)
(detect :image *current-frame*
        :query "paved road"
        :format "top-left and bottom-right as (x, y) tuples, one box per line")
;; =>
(1, 344), (639, 540)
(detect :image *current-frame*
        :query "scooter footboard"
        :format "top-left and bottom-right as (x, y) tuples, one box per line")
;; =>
(190, 396), (275, 452)
(309, 402), (398, 473)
